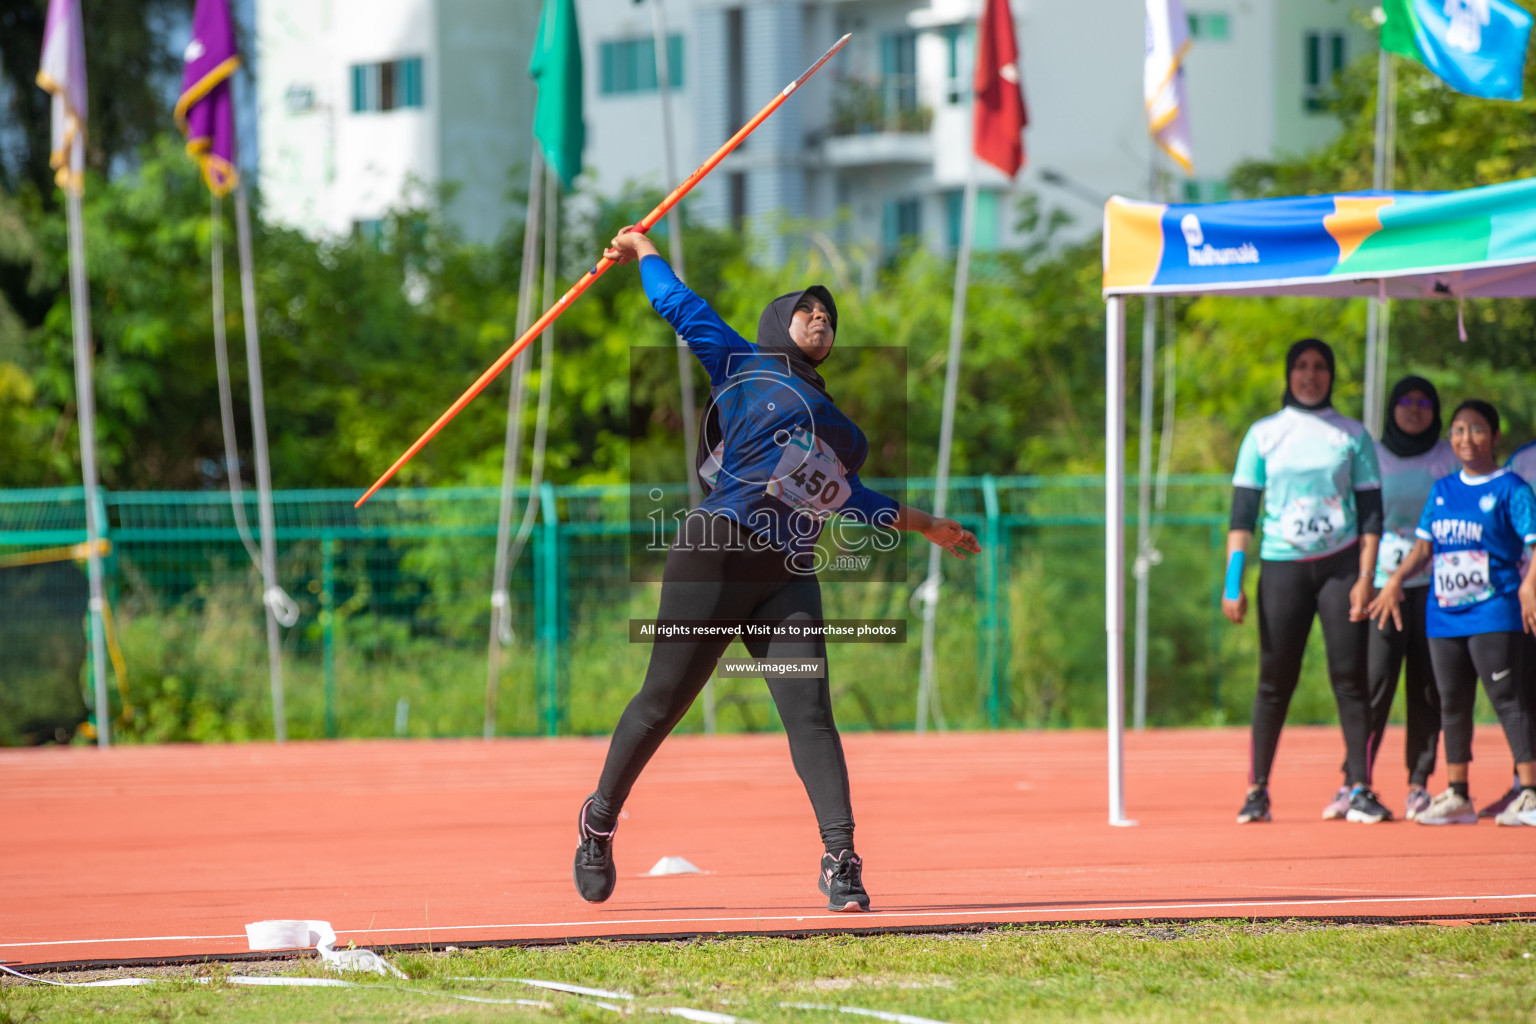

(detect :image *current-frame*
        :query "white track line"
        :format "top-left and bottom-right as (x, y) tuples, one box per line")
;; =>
(782, 1002), (952, 1024)
(3, 892), (1534, 954)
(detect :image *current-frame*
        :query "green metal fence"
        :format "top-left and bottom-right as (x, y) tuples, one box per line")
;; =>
(0, 477), (1253, 745)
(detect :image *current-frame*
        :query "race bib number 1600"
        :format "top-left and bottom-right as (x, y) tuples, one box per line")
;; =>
(766, 427), (850, 519)
(1434, 549), (1494, 608)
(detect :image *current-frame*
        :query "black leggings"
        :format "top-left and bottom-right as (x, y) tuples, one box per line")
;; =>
(1427, 631), (1536, 765)
(588, 514), (854, 853)
(1251, 545), (1372, 788)
(1361, 585), (1440, 787)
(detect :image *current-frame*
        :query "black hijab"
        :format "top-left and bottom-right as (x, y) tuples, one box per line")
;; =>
(754, 285), (838, 399)
(1380, 375), (1442, 458)
(1282, 338), (1335, 411)
(694, 285), (840, 495)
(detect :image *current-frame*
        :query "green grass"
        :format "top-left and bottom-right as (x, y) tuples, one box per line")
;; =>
(5, 923), (1535, 1023)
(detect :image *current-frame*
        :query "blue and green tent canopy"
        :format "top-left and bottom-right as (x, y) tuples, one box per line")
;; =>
(1103, 176), (1536, 299)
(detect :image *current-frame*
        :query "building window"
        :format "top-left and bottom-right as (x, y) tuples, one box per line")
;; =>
(880, 30), (919, 114)
(883, 197), (922, 250)
(354, 218), (386, 245)
(1304, 31), (1345, 112)
(351, 56), (424, 113)
(941, 24), (973, 105)
(1181, 179), (1231, 203)
(599, 36), (684, 95)
(945, 190), (999, 252)
(728, 172), (747, 232)
(1187, 12), (1230, 41)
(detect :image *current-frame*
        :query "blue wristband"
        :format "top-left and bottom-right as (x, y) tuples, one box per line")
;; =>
(1224, 551), (1245, 601)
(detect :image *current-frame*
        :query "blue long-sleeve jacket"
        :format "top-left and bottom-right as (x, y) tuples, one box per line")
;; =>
(640, 255), (899, 558)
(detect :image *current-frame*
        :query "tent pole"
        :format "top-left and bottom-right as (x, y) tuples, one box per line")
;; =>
(1133, 295), (1155, 733)
(1105, 296), (1134, 826)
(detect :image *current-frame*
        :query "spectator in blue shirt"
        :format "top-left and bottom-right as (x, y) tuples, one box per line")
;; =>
(1370, 400), (1536, 826)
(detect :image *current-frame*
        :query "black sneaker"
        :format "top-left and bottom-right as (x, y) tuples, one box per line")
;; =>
(1236, 787), (1270, 823)
(1478, 779), (1521, 818)
(1345, 785), (1392, 824)
(818, 850), (870, 912)
(573, 794), (617, 903)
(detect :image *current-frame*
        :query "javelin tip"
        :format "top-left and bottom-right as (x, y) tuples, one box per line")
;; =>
(790, 33), (852, 90)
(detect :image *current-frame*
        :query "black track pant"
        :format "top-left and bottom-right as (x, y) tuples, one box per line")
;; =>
(1358, 585), (1440, 787)
(1251, 544), (1372, 788)
(587, 515), (854, 853)
(1428, 631), (1536, 765)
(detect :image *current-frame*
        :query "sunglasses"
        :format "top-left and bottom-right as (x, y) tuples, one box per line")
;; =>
(1396, 396), (1434, 409)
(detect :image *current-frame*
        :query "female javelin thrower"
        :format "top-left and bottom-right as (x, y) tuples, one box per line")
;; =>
(1370, 400), (1536, 826)
(572, 227), (980, 911)
(1365, 376), (1457, 819)
(1224, 339), (1387, 825)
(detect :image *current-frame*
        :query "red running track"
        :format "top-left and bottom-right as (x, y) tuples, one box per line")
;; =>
(2, 726), (1533, 967)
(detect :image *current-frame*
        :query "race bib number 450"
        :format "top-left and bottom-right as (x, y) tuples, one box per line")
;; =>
(767, 427), (850, 519)
(1434, 549), (1494, 608)
(1279, 496), (1347, 552)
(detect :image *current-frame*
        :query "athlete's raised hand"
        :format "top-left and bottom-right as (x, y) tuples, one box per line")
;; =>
(604, 225), (660, 265)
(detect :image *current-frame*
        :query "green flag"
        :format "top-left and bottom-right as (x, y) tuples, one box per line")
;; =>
(530, 0), (584, 188)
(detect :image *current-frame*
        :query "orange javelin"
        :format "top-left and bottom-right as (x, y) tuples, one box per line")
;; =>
(355, 34), (852, 508)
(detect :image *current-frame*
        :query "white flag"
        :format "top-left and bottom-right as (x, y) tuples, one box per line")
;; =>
(1144, 0), (1193, 174)
(36, 0), (88, 193)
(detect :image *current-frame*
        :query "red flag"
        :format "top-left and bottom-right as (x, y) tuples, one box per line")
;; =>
(972, 0), (1026, 177)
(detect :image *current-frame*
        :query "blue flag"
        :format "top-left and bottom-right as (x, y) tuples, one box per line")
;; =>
(1382, 0), (1532, 101)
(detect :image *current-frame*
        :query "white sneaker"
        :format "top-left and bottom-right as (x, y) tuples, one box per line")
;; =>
(1321, 785), (1351, 820)
(1493, 788), (1536, 826)
(1415, 789), (1478, 825)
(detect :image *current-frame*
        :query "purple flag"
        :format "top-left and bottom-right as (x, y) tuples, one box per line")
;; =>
(36, 0), (87, 193)
(175, 0), (241, 195)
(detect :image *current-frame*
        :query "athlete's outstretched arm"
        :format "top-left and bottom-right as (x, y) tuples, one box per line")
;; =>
(605, 227), (750, 384)
(891, 503), (980, 558)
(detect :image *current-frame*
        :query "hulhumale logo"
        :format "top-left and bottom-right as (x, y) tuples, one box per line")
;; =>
(1180, 213), (1260, 268)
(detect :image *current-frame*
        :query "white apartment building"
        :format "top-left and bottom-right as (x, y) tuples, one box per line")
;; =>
(256, 0), (540, 242)
(673, 0), (1378, 257)
(257, 0), (1376, 252)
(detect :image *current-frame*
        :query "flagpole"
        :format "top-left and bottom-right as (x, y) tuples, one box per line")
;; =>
(233, 181), (288, 743)
(209, 192), (261, 566)
(647, 0), (713, 734)
(486, 154), (544, 738)
(916, 166), (975, 735)
(64, 188), (111, 748)
(649, 0), (699, 510)
(1364, 44), (1395, 437)
(1132, 149), (1162, 733)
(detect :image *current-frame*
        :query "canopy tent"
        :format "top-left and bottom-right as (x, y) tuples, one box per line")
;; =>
(1099, 175), (1536, 825)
